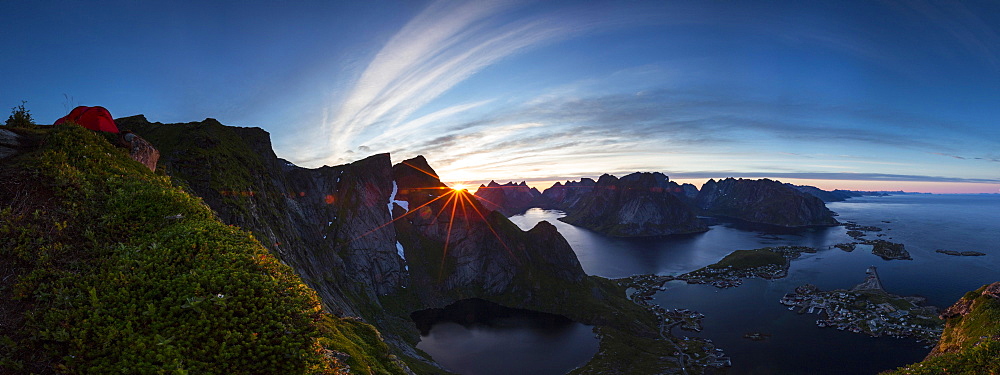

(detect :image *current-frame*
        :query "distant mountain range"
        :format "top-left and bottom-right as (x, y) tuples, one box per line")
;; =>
(475, 174), (850, 237)
(553, 172), (706, 237)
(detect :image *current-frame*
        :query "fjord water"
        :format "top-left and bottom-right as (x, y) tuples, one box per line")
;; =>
(506, 194), (999, 374)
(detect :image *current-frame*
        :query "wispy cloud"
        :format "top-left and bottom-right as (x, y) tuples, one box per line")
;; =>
(886, 0), (1000, 70)
(929, 152), (1000, 163)
(665, 171), (1000, 184)
(317, 0), (623, 164)
(283, 0), (998, 193)
(374, 86), (999, 184)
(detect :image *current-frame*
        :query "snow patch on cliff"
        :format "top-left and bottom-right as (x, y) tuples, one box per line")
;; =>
(396, 241), (408, 271)
(388, 181), (409, 216)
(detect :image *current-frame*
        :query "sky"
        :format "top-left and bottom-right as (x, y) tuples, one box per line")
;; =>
(4, 0), (999, 193)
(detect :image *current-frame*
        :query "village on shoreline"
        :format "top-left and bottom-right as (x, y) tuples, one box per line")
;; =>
(779, 266), (943, 343)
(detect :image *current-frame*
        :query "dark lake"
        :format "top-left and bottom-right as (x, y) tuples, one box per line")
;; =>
(412, 298), (599, 375)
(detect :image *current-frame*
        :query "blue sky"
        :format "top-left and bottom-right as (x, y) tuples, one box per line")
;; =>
(4, 0), (999, 193)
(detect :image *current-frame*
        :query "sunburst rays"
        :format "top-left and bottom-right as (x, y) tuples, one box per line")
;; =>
(345, 180), (517, 283)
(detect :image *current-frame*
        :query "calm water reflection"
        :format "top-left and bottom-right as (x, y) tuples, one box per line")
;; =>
(413, 299), (599, 375)
(509, 209), (850, 278)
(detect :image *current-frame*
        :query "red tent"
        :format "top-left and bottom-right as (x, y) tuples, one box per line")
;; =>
(55, 106), (119, 133)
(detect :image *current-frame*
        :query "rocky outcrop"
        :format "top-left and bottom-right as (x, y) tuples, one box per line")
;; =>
(984, 282), (1000, 299)
(0, 129), (23, 159)
(939, 297), (976, 320)
(122, 132), (159, 171)
(558, 172), (707, 237)
(2, 126), (158, 171)
(696, 178), (838, 227)
(473, 180), (541, 216)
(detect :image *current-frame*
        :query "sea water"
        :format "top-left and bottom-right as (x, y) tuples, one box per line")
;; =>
(507, 194), (999, 374)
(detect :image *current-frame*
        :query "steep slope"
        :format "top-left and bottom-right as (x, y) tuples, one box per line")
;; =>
(473, 180), (541, 216)
(121, 116), (432, 369)
(124, 116), (710, 373)
(696, 178), (838, 227)
(0, 124), (406, 374)
(886, 282), (1000, 374)
(559, 173), (707, 237)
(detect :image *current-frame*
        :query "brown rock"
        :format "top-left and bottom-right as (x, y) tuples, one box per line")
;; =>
(123, 132), (159, 171)
(940, 297), (975, 319)
(984, 282), (1000, 299)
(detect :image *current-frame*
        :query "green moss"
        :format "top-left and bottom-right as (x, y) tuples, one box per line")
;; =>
(708, 249), (785, 270)
(858, 291), (917, 311)
(315, 315), (408, 375)
(568, 326), (680, 375)
(886, 285), (1000, 375)
(0, 125), (403, 374)
(884, 339), (1000, 375)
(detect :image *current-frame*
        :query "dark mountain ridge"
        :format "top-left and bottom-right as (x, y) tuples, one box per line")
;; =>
(537, 177), (597, 210)
(473, 180), (541, 216)
(557, 172), (708, 237)
(696, 177), (839, 227)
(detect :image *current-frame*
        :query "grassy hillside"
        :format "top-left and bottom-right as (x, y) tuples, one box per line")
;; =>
(0, 125), (406, 374)
(885, 284), (1000, 375)
(709, 249), (786, 270)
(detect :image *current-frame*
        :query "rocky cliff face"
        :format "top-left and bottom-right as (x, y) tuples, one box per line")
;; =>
(557, 172), (707, 237)
(120, 115), (404, 317)
(473, 180), (542, 216)
(696, 178), (838, 227)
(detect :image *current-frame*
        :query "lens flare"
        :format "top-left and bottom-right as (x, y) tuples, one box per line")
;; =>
(345, 178), (517, 283)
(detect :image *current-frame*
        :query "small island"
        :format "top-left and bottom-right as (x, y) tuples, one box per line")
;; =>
(779, 266), (943, 342)
(936, 249), (987, 257)
(868, 239), (912, 260)
(838, 221), (911, 260)
(677, 246), (816, 288)
(833, 243), (856, 252)
(743, 332), (772, 341)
